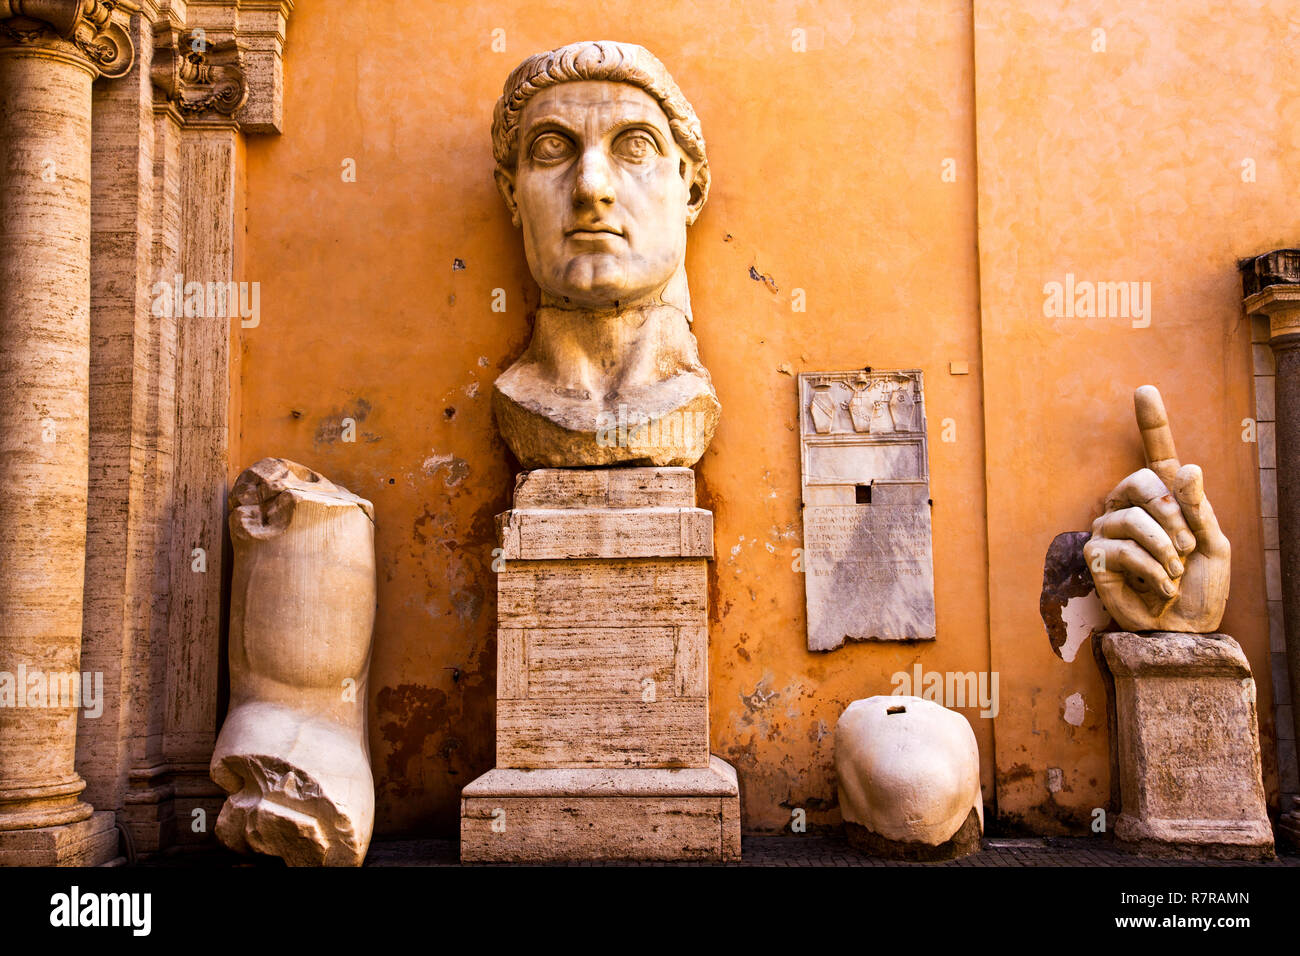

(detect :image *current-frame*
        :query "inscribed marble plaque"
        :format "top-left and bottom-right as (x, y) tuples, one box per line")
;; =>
(799, 370), (936, 650)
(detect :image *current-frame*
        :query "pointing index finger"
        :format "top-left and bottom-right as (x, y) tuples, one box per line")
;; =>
(1135, 385), (1181, 488)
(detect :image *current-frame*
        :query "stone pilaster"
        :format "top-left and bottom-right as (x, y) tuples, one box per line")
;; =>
(117, 48), (185, 857)
(1242, 249), (1300, 848)
(160, 115), (242, 845)
(0, 0), (133, 865)
(111, 1), (292, 857)
(79, 4), (159, 831)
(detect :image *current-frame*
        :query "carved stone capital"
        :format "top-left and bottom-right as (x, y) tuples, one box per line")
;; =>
(0, 0), (134, 77)
(182, 0), (292, 133)
(1241, 248), (1300, 297)
(1241, 250), (1300, 344)
(151, 23), (246, 120)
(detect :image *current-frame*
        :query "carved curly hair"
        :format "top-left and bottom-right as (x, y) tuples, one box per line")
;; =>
(492, 40), (709, 207)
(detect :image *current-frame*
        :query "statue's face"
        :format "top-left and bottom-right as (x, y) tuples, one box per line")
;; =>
(502, 80), (696, 310)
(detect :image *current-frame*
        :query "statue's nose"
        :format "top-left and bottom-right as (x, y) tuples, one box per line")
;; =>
(573, 147), (616, 209)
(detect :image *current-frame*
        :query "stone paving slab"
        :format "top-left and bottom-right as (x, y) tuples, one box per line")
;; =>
(136, 833), (1300, 867)
(362, 835), (1300, 867)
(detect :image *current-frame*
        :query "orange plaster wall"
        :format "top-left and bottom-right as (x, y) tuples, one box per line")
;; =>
(973, 1), (1294, 830)
(237, 0), (1283, 837)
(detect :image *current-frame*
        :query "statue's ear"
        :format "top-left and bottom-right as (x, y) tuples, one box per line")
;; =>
(684, 161), (709, 227)
(495, 168), (521, 228)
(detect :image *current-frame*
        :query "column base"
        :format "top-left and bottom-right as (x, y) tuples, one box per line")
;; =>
(121, 765), (176, 857)
(460, 756), (741, 862)
(1274, 809), (1300, 852)
(0, 811), (119, 866)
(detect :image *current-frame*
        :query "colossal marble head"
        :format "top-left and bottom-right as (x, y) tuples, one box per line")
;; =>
(491, 41), (720, 468)
(491, 41), (710, 314)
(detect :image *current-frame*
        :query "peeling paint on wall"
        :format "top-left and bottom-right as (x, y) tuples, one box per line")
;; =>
(422, 451), (470, 487)
(1061, 594), (1110, 663)
(1063, 692), (1085, 726)
(740, 676), (777, 712)
(1046, 767), (1064, 793)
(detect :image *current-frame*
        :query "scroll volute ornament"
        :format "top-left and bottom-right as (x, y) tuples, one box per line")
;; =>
(0, 0), (134, 77)
(151, 26), (248, 117)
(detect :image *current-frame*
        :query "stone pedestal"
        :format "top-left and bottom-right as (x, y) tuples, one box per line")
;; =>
(460, 467), (740, 862)
(0, 811), (117, 867)
(1101, 631), (1274, 860)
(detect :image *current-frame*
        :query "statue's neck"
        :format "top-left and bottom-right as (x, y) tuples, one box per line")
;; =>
(533, 302), (658, 360)
(515, 260), (698, 398)
(525, 303), (692, 396)
(527, 300), (670, 390)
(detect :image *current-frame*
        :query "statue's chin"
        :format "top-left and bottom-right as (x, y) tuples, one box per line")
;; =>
(542, 255), (667, 310)
(546, 289), (655, 311)
(545, 290), (620, 310)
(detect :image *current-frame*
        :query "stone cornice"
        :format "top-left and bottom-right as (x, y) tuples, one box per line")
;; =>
(1243, 286), (1300, 343)
(1241, 249), (1300, 341)
(1240, 249), (1300, 298)
(113, 0), (178, 25)
(0, 0), (135, 77)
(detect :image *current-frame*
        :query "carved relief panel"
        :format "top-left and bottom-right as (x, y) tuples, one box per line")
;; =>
(799, 370), (936, 650)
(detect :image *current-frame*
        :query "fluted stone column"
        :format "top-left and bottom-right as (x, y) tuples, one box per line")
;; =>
(1242, 249), (1300, 848)
(0, 0), (132, 865)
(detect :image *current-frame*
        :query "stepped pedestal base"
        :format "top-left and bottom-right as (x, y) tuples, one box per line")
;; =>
(460, 468), (740, 862)
(461, 757), (740, 862)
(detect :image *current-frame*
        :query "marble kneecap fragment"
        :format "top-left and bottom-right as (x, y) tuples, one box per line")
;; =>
(210, 458), (377, 866)
(835, 695), (983, 854)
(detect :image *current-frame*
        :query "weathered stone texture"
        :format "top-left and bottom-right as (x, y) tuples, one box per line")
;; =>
(835, 695), (983, 860)
(799, 370), (935, 649)
(1101, 631), (1274, 860)
(461, 467), (740, 861)
(210, 458), (377, 866)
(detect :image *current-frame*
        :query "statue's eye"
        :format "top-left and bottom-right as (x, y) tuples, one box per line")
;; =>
(613, 130), (660, 161)
(530, 133), (572, 163)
